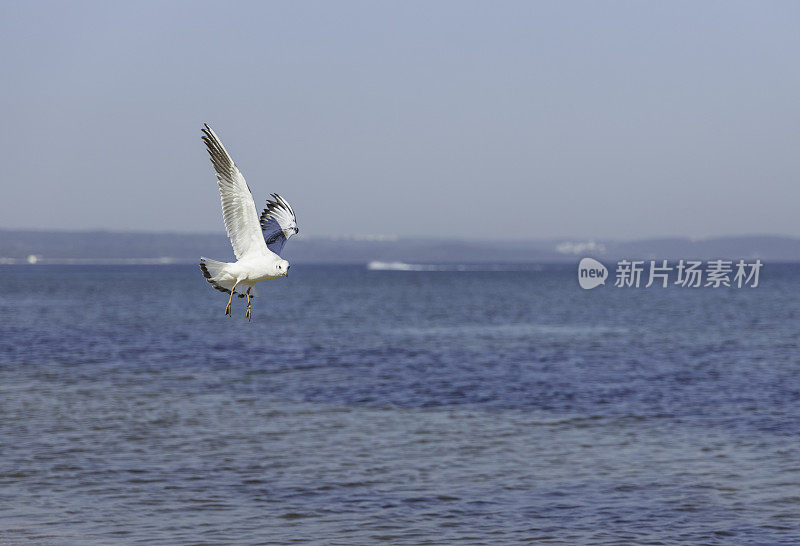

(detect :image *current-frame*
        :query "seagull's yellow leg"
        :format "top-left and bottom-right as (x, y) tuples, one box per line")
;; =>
(245, 287), (252, 322)
(225, 281), (239, 317)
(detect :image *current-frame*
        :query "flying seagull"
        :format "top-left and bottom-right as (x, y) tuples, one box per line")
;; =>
(199, 124), (299, 321)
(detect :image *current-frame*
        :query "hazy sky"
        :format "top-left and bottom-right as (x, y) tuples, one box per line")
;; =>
(1, 1), (799, 240)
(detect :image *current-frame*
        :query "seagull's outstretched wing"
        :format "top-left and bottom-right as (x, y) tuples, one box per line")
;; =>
(260, 194), (298, 254)
(202, 124), (269, 260)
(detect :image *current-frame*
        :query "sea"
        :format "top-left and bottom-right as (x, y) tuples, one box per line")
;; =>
(0, 263), (798, 544)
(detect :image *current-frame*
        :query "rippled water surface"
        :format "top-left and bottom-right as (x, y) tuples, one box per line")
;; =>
(1, 264), (799, 544)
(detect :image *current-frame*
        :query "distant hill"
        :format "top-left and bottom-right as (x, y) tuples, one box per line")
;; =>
(0, 230), (799, 264)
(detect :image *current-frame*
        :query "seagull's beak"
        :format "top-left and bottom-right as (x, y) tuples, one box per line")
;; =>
(285, 266), (290, 277)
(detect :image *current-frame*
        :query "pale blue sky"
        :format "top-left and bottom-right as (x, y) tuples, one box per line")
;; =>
(1, 1), (798, 239)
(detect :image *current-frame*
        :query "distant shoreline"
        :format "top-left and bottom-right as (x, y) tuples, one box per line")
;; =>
(1, 230), (799, 263)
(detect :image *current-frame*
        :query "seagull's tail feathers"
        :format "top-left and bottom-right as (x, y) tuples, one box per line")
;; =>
(199, 257), (239, 295)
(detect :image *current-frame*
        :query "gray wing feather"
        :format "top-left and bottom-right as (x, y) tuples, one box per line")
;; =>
(202, 124), (269, 260)
(260, 193), (298, 255)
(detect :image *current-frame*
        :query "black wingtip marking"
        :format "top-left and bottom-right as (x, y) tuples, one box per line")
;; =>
(199, 262), (231, 294)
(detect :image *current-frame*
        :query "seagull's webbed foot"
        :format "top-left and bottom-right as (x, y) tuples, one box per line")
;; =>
(245, 288), (252, 322)
(225, 282), (238, 317)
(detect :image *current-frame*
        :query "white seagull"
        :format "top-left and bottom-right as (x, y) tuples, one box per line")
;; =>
(199, 124), (299, 321)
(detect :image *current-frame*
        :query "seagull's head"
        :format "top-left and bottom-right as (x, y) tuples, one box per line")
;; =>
(276, 259), (290, 277)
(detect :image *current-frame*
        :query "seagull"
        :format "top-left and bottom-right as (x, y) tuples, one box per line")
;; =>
(199, 124), (299, 321)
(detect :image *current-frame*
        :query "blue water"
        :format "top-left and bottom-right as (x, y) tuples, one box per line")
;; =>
(0, 264), (798, 544)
